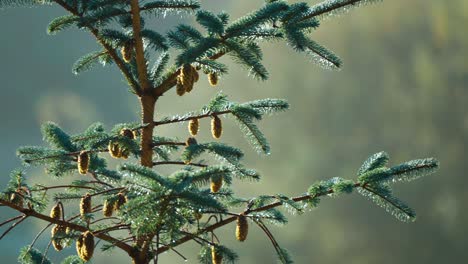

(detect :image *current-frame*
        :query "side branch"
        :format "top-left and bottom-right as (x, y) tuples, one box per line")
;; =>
(53, 0), (140, 94)
(154, 110), (232, 126)
(157, 183), (362, 254)
(0, 199), (134, 254)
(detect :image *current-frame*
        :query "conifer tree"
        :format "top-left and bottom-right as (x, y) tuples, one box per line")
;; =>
(0, 1), (440, 264)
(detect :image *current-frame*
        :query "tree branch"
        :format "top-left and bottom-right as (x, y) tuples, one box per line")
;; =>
(0, 199), (134, 254)
(154, 110), (232, 126)
(156, 182), (362, 254)
(53, 0), (141, 94)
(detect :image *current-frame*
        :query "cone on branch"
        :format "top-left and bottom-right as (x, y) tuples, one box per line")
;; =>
(185, 137), (198, 147)
(211, 115), (222, 139)
(211, 245), (223, 264)
(210, 176), (223, 193)
(114, 192), (128, 211)
(108, 141), (121, 158)
(121, 41), (134, 63)
(236, 215), (249, 242)
(120, 128), (135, 139)
(51, 224), (66, 251)
(208, 72), (218, 86)
(77, 151), (90, 175)
(80, 193), (92, 218)
(102, 199), (114, 217)
(188, 118), (199, 136)
(50, 202), (62, 220)
(76, 231), (94, 262)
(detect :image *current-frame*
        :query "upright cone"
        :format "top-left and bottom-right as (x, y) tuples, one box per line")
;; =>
(102, 199), (114, 217)
(114, 192), (127, 211)
(236, 215), (249, 242)
(77, 151), (90, 175)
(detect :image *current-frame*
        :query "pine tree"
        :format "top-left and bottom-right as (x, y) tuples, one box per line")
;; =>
(0, 1), (439, 264)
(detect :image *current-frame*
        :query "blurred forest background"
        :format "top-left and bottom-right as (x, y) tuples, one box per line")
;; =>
(0, 0), (466, 263)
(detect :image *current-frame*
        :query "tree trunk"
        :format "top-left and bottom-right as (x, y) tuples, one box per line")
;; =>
(140, 94), (156, 167)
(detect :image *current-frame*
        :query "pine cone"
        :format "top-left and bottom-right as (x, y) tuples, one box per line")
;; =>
(236, 215), (249, 242)
(188, 118), (199, 136)
(208, 72), (218, 86)
(80, 193), (92, 218)
(211, 115), (222, 139)
(50, 203), (62, 219)
(210, 176), (223, 193)
(211, 246), (223, 264)
(77, 151), (90, 175)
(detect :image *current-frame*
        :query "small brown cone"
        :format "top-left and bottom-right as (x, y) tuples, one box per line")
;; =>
(10, 192), (23, 207)
(76, 233), (83, 256)
(108, 141), (121, 158)
(102, 199), (114, 217)
(114, 193), (128, 211)
(121, 42), (134, 63)
(77, 231), (94, 262)
(186, 137), (198, 147)
(211, 246), (223, 264)
(51, 224), (66, 251)
(211, 116), (222, 139)
(210, 176), (223, 193)
(50, 203), (62, 219)
(208, 72), (218, 86)
(77, 151), (90, 175)
(176, 76), (186, 96)
(188, 118), (199, 136)
(120, 128), (135, 139)
(80, 193), (92, 218)
(236, 215), (249, 242)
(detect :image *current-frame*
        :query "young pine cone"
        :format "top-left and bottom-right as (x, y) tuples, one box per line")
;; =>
(121, 41), (134, 63)
(108, 141), (121, 158)
(210, 176), (223, 193)
(185, 137), (198, 147)
(114, 192), (128, 211)
(208, 72), (218, 86)
(211, 115), (222, 139)
(176, 75), (186, 96)
(51, 224), (66, 251)
(236, 215), (249, 242)
(80, 193), (92, 218)
(120, 128), (135, 139)
(211, 246), (223, 264)
(102, 199), (114, 217)
(188, 118), (199, 136)
(77, 231), (94, 262)
(50, 203), (62, 220)
(77, 151), (90, 175)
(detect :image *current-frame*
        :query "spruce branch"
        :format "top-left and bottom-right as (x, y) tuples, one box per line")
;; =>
(0, 198), (134, 253)
(52, 0), (141, 94)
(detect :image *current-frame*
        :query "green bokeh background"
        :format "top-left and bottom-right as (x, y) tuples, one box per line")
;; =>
(1, 0), (467, 263)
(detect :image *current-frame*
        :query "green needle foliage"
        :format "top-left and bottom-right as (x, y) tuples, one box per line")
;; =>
(0, 1), (439, 264)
